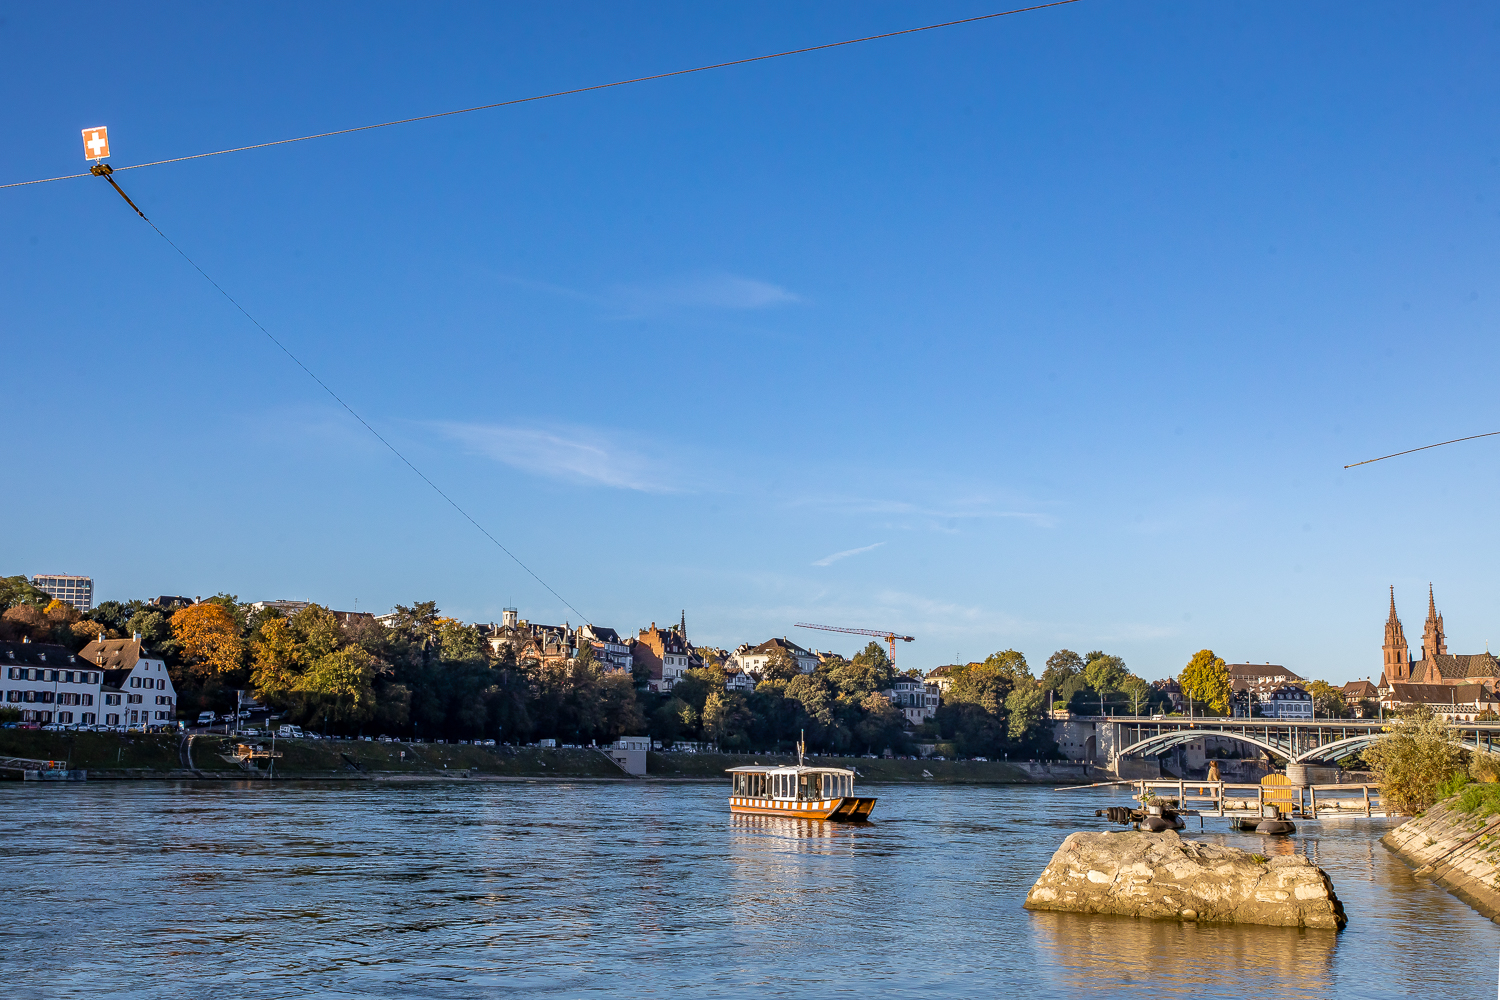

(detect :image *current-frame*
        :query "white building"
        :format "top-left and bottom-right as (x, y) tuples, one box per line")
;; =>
(578, 624), (634, 675)
(1262, 684), (1313, 720)
(608, 735), (650, 776)
(31, 574), (93, 612)
(3, 639), (105, 725)
(884, 676), (940, 725)
(250, 599), (312, 618)
(725, 670), (755, 693)
(731, 638), (818, 678)
(79, 636), (179, 728)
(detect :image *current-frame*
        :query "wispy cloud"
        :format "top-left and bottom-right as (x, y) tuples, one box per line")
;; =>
(812, 542), (885, 567)
(609, 273), (801, 315)
(433, 422), (677, 493)
(790, 494), (1056, 528)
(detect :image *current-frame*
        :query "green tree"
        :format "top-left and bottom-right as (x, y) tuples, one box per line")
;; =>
(854, 692), (906, 754)
(703, 690), (753, 750)
(1005, 682), (1046, 740)
(126, 608), (171, 647)
(651, 696), (693, 745)
(1179, 649), (1230, 714)
(1306, 680), (1348, 719)
(760, 648), (801, 682)
(296, 646), (377, 724)
(1363, 708), (1464, 814)
(1082, 654), (1128, 694)
(0, 576), (52, 612)
(1121, 675), (1152, 715)
(821, 642), (896, 700)
(1041, 649), (1085, 693)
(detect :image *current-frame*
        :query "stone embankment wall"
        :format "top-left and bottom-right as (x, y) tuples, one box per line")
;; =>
(1383, 793), (1500, 921)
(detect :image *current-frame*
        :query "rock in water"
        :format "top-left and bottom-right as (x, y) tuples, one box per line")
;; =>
(1024, 830), (1346, 929)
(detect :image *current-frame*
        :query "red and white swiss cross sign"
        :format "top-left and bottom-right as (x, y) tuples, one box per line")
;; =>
(82, 126), (110, 161)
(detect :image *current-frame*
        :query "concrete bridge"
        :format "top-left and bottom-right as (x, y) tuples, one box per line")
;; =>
(1052, 715), (1500, 774)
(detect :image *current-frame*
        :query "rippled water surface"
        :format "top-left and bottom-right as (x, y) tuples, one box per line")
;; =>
(2, 780), (1494, 998)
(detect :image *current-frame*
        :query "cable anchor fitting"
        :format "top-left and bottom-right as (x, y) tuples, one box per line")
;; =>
(90, 161), (150, 221)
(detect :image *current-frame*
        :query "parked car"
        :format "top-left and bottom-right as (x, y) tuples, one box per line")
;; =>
(198, 711), (216, 726)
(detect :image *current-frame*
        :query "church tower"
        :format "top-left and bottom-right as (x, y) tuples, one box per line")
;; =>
(1423, 583), (1448, 661)
(1384, 586), (1410, 682)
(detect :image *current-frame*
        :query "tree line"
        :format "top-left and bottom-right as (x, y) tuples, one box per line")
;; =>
(0, 582), (1061, 754)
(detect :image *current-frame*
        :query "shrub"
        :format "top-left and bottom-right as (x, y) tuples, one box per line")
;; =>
(1454, 783), (1500, 818)
(1471, 752), (1500, 784)
(1436, 770), (1472, 802)
(1362, 708), (1464, 815)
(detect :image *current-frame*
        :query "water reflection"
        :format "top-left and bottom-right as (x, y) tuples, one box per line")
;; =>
(1030, 912), (1335, 998)
(1, 782), (1495, 999)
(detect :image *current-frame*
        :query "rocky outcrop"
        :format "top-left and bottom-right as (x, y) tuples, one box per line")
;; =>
(1024, 830), (1346, 929)
(1383, 797), (1500, 921)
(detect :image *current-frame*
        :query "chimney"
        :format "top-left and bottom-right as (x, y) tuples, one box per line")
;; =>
(133, 631), (142, 642)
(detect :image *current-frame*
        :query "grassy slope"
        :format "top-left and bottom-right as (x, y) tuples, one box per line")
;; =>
(0, 730), (620, 778)
(0, 730), (1072, 783)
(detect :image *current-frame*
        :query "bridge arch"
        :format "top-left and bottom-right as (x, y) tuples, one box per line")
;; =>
(1294, 733), (1500, 765)
(1114, 731), (1289, 764)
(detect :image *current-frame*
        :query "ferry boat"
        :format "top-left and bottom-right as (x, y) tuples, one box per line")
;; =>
(725, 743), (877, 821)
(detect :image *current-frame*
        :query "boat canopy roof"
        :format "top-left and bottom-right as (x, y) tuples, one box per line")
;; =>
(725, 764), (855, 777)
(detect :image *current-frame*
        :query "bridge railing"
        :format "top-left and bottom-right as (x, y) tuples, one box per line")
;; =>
(1133, 779), (1384, 818)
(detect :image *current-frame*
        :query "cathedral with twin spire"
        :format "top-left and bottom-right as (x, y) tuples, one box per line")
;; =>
(1380, 584), (1500, 689)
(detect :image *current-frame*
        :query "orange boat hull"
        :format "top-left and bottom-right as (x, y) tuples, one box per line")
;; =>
(728, 795), (877, 821)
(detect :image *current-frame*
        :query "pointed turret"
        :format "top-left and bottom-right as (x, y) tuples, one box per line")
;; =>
(1384, 586), (1410, 682)
(1423, 583), (1448, 662)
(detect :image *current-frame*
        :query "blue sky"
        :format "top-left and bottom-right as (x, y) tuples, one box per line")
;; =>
(3, 2), (1498, 683)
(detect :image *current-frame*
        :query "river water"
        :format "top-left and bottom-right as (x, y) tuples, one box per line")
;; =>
(2, 780), (1493, 998)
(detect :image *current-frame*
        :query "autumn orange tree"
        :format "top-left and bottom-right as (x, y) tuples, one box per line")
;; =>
(171, 602), (245, 677)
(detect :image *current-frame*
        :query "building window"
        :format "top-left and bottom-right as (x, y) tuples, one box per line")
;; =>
(82, 694), (93, 706)
(105, 694), (121, 706)
(82, 713), (95, 724)
(106, 714), (119, 726)
(130, 678), (139, 688)
(58, 712), (73, 723)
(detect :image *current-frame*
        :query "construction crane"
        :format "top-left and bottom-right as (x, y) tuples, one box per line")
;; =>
(795, 623), (915, 663)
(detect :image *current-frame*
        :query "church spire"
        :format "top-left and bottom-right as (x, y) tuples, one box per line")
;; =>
(1384, 586), (1410, 682)
(1423, 583), (1448, 661)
